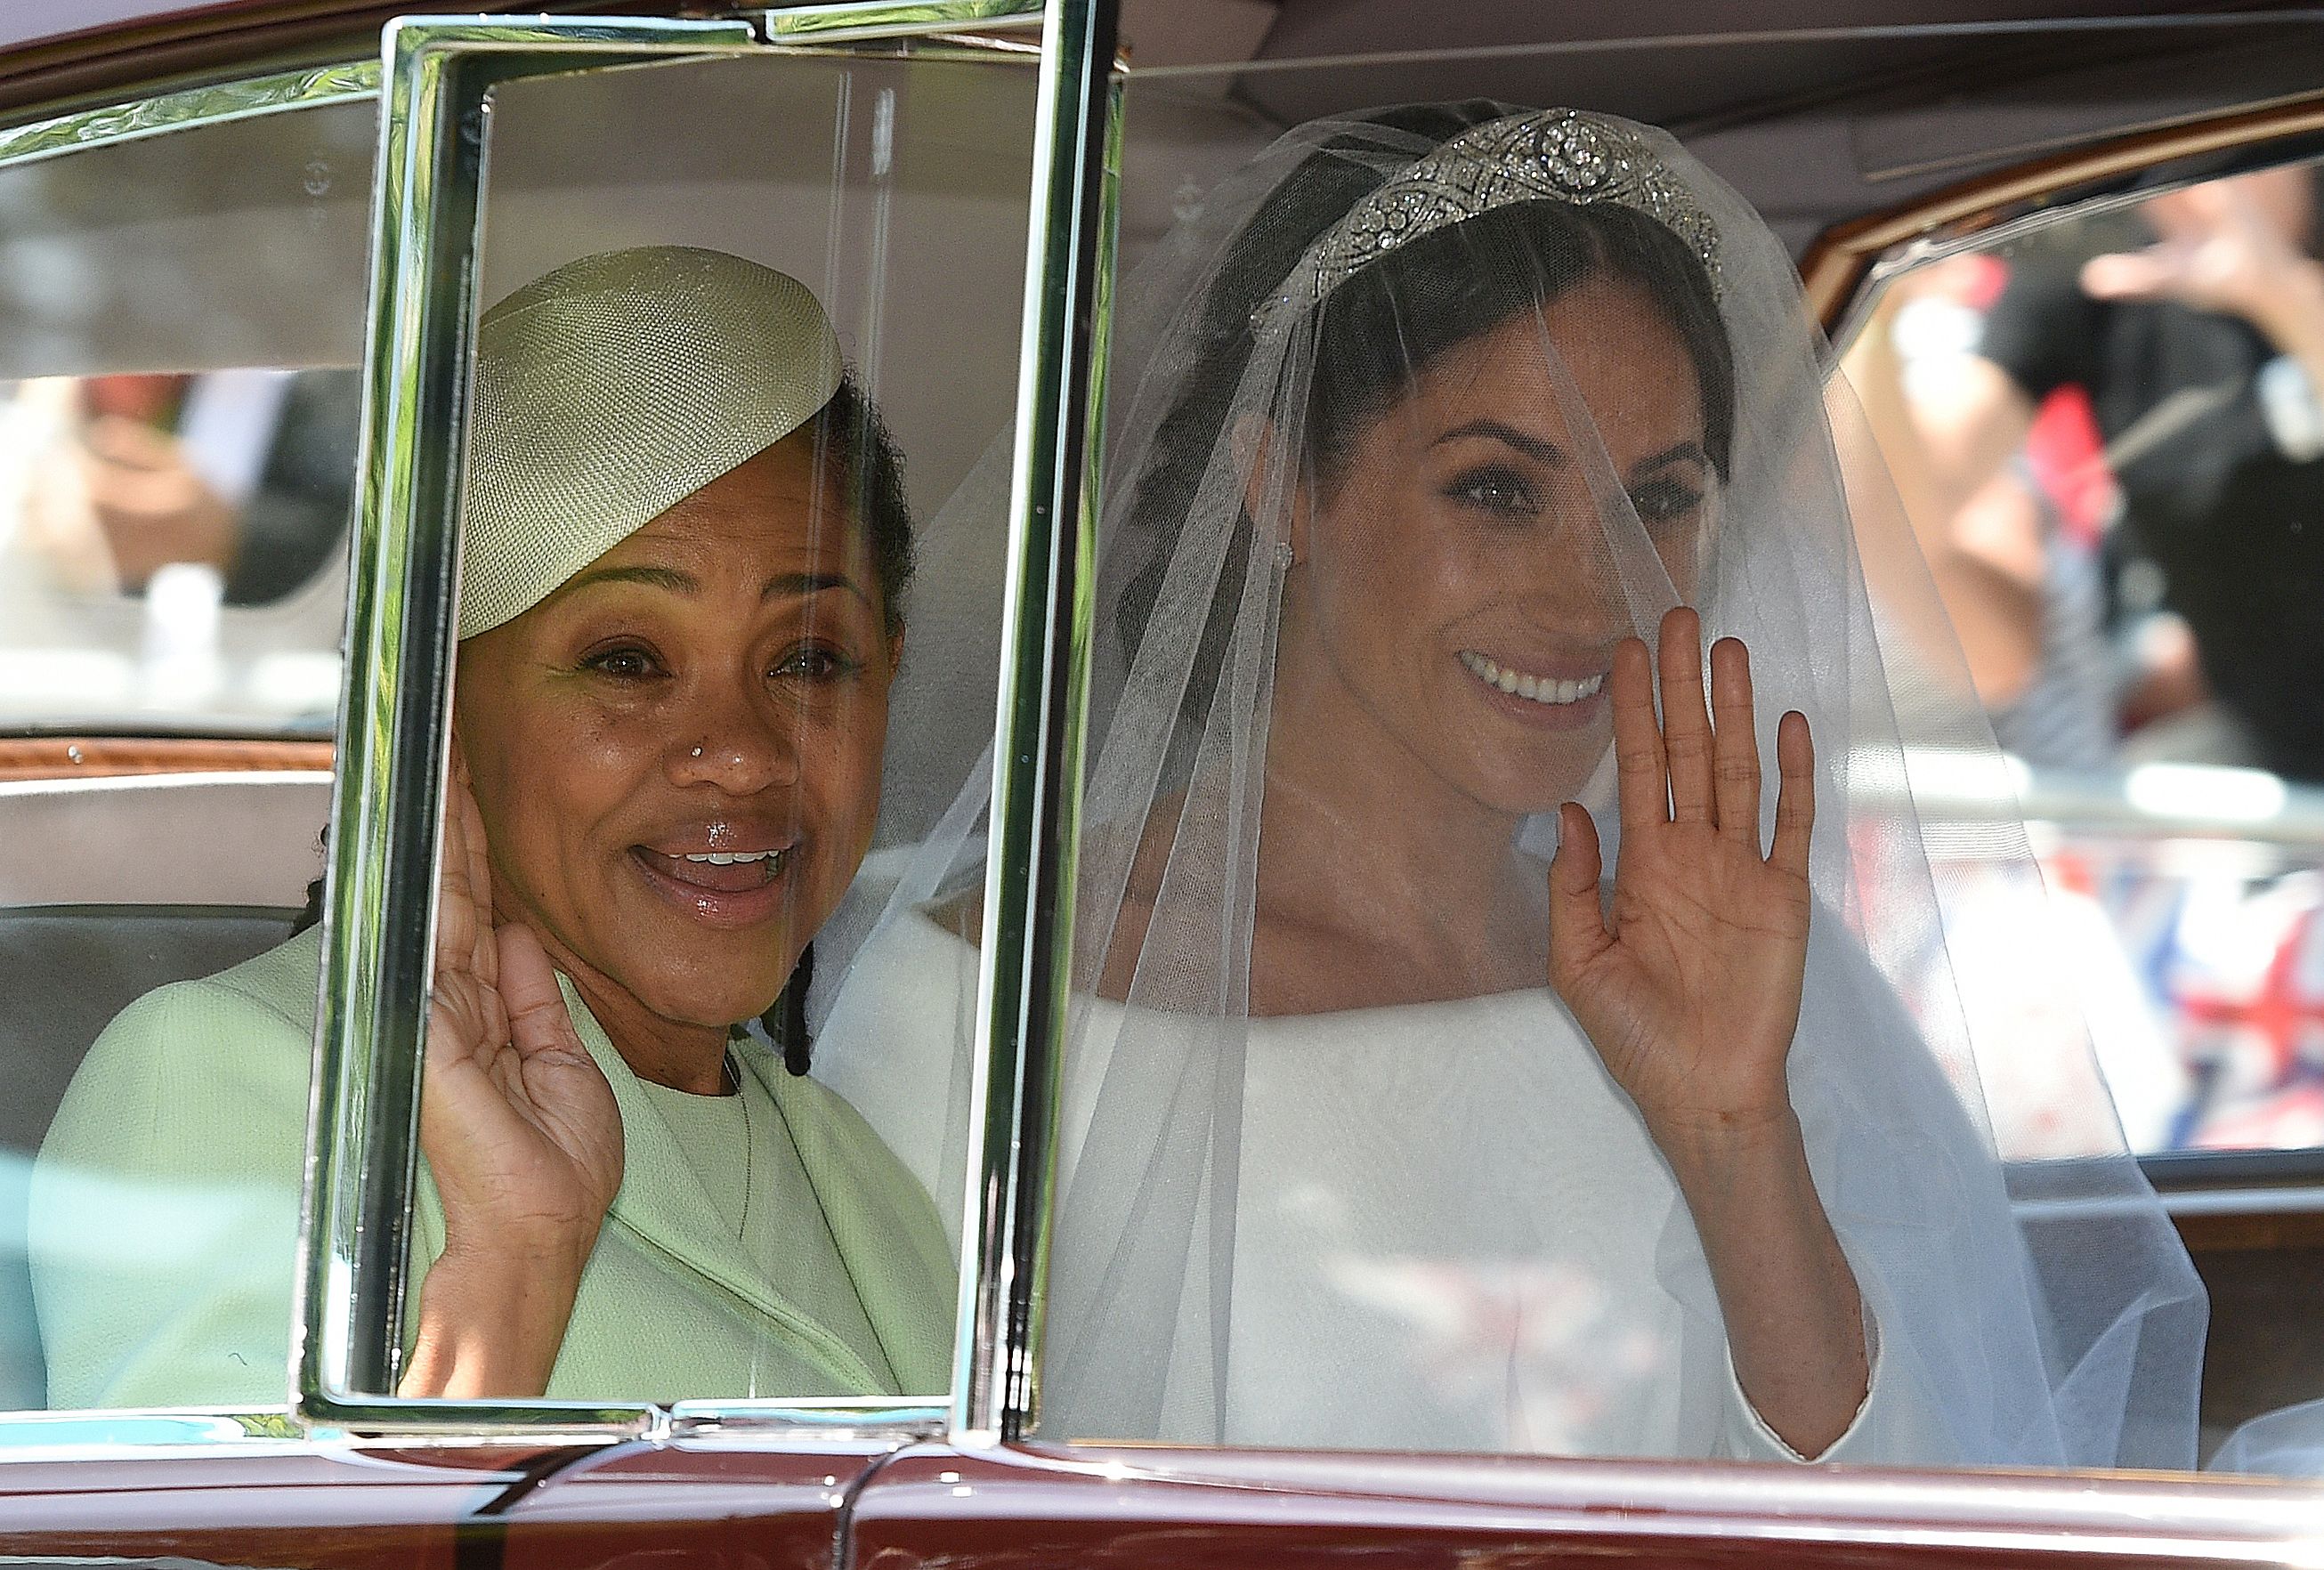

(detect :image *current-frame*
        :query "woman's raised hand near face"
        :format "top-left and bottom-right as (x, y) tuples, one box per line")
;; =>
(400, 757), (624, 1400)
(1546, 606), (1813, 1141)
(1547, 610), (1866, 1460)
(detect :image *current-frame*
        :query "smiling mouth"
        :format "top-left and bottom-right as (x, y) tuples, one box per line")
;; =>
(632, 846), (790, 894)
(1459, 650), (1607, 707)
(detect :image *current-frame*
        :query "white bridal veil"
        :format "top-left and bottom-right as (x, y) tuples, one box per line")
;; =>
(816, 102), (2206, 1468)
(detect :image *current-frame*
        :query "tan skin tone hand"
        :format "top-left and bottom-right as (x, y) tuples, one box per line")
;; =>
(397, 753), (623, 1400)
(1550, 607), (1869, 1458)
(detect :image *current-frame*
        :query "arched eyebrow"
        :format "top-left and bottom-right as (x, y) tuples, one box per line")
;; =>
(1634, 441), (1711, 473)
(1429, 424), (1710, 480)
(1430, 419), (1567, 465)
(562, 565), (870, 605)
(761, 571), (870, 606)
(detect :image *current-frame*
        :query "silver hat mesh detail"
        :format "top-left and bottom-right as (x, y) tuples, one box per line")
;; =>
(459, 245), (844, 640)
(1254, 109), (1722, 328)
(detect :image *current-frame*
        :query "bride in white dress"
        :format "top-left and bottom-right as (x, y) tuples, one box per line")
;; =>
(816, 103), (2206, 1468)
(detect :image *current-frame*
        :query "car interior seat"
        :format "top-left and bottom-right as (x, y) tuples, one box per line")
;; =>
(0, 905), (297, 1410)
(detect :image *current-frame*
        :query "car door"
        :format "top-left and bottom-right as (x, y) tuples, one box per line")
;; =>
(0, 0), (1108, 1556)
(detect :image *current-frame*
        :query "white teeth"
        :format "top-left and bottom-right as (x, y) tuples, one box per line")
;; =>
(680, 849), (782, 866)
(1459, 650), (1606, 708)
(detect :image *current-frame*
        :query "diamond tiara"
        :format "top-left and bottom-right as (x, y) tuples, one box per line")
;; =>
(1252, 109), (1722, 329)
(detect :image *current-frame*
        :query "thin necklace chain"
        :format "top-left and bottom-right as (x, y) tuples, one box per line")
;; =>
(725, 1047), (753, 1244)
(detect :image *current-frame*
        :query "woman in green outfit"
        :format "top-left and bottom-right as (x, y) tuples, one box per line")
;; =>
(30, 246), (954, 1409)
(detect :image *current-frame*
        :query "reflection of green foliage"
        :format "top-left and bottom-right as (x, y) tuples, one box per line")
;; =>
(768, 0), (1042, 40)
(234, 1410), (305, 1440)
(0, 61), (377, 170)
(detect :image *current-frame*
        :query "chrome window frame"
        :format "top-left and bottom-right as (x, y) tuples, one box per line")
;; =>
(298, 0), (1121, 1441)
(0, 59), (380, 167)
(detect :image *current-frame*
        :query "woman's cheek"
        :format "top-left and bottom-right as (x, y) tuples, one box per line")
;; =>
(807, 698), (889, 871)
(526, 703), (669, 854)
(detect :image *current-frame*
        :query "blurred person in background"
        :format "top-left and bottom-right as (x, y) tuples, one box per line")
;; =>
(1846, 256), (2119, 771)
(1877, 166), (2324, 781)
(2, 368), (354, 610)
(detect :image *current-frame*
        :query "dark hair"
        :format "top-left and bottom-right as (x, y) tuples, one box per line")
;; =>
(818, 373), (916, 637)
(1113, 102), (1733, 661)
(1304, 198), (1732, 490)
(289, 378), (911, 1075)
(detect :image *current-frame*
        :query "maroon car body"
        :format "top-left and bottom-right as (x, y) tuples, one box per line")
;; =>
(4, 3), (2324, 1566)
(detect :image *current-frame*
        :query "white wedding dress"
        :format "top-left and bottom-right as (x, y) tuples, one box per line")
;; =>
(810, 102), (2205, 1470)
(820, 906), (1952, 1461)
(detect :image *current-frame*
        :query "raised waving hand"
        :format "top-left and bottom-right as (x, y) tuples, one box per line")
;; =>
(1547, 605), (1815, 1142)
(400, 756), (623, 1399)
(1547, 607), (1866, 1460)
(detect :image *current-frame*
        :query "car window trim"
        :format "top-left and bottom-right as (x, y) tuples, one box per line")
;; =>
(297, 0), (1121, 1443)
(0, 58), (379, 167)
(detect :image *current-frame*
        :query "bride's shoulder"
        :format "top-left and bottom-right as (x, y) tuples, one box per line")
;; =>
(909, 810), (1168, 995)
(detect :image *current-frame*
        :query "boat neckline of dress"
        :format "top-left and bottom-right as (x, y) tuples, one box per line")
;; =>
(889, 903), (1559, 1030)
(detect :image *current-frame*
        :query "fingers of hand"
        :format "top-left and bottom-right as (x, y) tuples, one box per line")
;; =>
(456, 767), (497, 989)
(497, 923), (584, 1060)
(435, 789), (474, 963)
(1770, 709), (1817, 878)
(1656, 608), (1714, 822)
(2079, 247), (2184, 303)
(1610, 635), (1667, 830)
(1546, 802), (1611, 982)
(1708, 636), (1762, 846)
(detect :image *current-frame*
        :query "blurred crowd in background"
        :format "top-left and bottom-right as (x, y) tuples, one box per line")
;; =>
(1847, 163), (2324, 1156)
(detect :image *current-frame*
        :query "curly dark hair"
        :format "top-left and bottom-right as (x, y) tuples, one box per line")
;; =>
(818, 372), (916, 636)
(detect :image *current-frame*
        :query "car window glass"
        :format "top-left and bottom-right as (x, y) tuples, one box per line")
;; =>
(992, 58), (2274, 1479)
(1836, 163), (2324, 1474)
(336, 46), (1040, 1412)
(1, 95), (368, 1420)
(1842, 162), (2324, 1167)
(0, 102), (370, 740)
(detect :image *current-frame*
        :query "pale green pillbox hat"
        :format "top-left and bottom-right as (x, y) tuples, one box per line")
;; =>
(458, 245), (845, 639)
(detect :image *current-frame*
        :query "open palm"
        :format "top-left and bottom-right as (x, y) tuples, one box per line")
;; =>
(424, 759), (623, 1252)
(1548, 609), (1815, 1140)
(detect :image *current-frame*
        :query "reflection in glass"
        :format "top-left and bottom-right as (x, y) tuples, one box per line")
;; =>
(1844, 161), (2324, 1161)
(20, 48), (1039, 1415)
(0, 369), (359, 732)
(824, 101), (2205, 1470)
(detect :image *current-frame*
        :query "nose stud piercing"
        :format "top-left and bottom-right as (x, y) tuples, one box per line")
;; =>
(691, 747), (704, 757)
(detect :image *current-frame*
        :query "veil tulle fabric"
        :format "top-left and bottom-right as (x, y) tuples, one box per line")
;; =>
(815, 102), (2205, 1467)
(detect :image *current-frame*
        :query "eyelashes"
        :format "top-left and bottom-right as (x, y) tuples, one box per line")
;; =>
(771, 645), (864, 683)
(1445, 465), (1540, 517)
(1629, 477), (1707, 526)
(579, 643), (663, 682)
(575, 640), (865, 687)
(1442, 465), (1706, 527)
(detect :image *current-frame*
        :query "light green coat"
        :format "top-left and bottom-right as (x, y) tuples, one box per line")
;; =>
(29, 925), (955, 1411)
